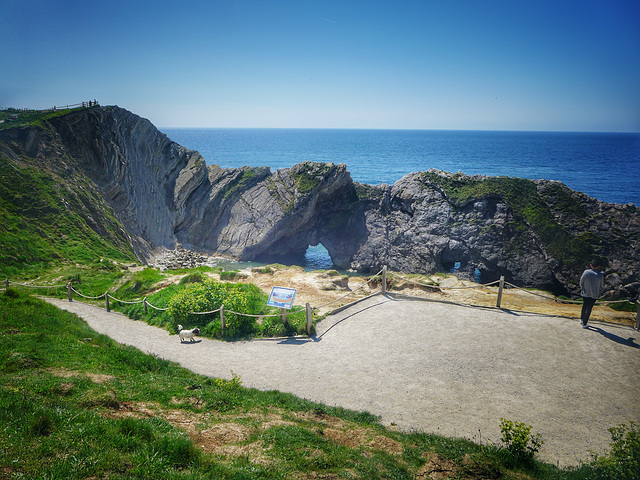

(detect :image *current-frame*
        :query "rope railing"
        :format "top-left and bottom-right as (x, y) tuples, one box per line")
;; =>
(145, 300), (169, 312)
(106, 294), (144, 305)
(70, 286), (109, 301)
(3, 267), (639, 332)
(503, 281), (635, 305)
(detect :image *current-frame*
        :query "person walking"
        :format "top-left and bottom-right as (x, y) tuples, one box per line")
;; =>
(579, 262), (605, 328)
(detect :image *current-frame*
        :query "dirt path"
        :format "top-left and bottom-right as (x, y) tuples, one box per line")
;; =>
(44, 295), (640, 467)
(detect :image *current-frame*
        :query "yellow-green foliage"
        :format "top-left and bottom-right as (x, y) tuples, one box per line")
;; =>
(590, 422), (640, 480)
(168, 280), (266, 338)
(499, 418), (544, 462)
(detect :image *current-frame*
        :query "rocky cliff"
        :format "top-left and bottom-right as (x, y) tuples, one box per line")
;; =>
(1, 106), (638, 299)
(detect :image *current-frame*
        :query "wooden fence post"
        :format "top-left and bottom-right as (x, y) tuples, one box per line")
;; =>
(635, 300), (639, 331)
(105, 294), (110, 312)
(281, 308), (288, 326)
(67, 283), (72, 302)
(496, 276), (505, 308)
(306, 303), (312, 335)
(143, 297), (148, 314)
(220, 304), (225, 335)
(382, 265), (387, 295)
(5, 278), (8, 289)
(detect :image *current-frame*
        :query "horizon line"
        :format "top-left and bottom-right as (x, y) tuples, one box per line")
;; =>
(158, 126), (640, 135)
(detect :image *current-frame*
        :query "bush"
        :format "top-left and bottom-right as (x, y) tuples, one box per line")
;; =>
(590, 422), (640, 480)
(168, 280), (268, 338)
(608, 301), (637, 313)
(499, 418), (543, 463)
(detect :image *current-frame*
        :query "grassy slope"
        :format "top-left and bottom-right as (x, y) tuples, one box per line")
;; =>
(1, 289), (624, 479)
(0, 115), (138, 278)
(0, 108), (79, 131)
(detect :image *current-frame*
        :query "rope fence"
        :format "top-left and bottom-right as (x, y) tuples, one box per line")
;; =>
(3, 267), (639, 332)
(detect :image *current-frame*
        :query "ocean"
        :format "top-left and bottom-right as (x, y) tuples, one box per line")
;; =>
(160, 128), (640, 270)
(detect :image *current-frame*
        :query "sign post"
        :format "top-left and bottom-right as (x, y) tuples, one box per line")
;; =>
(267, 287), (297, 327)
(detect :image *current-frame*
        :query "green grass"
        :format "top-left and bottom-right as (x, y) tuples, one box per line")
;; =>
(0, 156), (137, 278)
(1, 288), (634, 479)
(289, 162), (332, 194)
(0, 107), (87, 130)
(28, 264), (312, 340)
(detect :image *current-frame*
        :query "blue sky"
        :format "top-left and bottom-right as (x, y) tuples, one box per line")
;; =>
(2, 0), (639, 132)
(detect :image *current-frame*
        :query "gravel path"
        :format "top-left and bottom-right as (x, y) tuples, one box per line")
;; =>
(44, 295), (640, 467)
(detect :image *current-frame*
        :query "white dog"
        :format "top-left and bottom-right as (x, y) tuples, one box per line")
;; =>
(177, 324), (200, 343)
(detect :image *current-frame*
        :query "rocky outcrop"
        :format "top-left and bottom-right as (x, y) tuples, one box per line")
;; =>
(1, 106), (638, 299)
(347, 172), (640, 299)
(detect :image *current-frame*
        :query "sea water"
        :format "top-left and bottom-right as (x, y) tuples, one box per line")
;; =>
(162, 128), (640, 270)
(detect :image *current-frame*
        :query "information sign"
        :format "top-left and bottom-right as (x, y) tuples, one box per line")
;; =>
(267, 286), (297, 310)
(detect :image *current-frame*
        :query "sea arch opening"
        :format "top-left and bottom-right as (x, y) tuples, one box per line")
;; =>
(304, 243), (335, 271)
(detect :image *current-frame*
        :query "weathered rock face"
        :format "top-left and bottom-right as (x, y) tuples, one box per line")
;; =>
(2, 106), (638, 299)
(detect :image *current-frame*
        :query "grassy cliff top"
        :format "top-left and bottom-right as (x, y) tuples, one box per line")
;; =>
(0, 107), (90, 131)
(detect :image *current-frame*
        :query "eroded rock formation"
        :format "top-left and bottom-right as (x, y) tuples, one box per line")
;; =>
(1, 106), (638, 299)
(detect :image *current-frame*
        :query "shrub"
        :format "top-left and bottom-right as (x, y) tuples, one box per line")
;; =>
(251, 266), (274, 275)
(590, 422), (640, 480)
(499, 418), (543, 463)
(168, 280), (268, 338)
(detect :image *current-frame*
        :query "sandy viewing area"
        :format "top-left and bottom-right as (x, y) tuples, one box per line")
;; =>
(43, 267), (640, 467)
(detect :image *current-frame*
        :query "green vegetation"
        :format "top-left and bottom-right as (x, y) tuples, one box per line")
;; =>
(167, 280), (267, 338)
(589, 422), (640, 480)
(221, 168), (265, 200)
(109, 275), (310, 339)
(291, 162), (332, 194)
(0, 107), (87, 130)
(266, 177), (295, 213)
(116, 267), (165, 297)
(500, 418), (544, 465)
(420, 172), (594, 270)
(355, 182), (385, 201)
(0, 156), (137, 278)
(0, 289), (632, 479)
(608, 301), (638, 313)
(219, 269), (248, 281)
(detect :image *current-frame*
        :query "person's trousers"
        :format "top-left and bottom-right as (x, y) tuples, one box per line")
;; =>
(581, 296), (597, 324)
